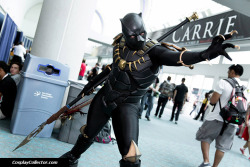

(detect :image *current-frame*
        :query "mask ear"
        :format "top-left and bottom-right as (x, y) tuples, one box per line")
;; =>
(138, 13), (142, 17)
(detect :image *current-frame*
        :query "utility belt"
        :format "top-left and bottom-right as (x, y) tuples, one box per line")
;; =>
(101, 81), (142, 115)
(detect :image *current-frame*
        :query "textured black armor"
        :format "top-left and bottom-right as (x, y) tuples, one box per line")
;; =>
(60, 13), (238, 167)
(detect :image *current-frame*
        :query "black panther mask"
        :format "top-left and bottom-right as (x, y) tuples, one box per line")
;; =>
(120, 13), (147, 50)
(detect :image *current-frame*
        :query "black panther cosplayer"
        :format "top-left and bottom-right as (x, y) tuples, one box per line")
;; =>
(60, 13), (238, 167)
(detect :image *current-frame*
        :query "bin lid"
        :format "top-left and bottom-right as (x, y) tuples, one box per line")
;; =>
(21, 54), (70, 86)
(69, 80), (86, 89)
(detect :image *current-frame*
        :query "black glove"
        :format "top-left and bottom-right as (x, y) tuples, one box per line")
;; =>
(200, 30), (239, 61)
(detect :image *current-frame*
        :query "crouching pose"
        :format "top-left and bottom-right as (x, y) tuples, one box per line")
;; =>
(60, 13), (239, 167)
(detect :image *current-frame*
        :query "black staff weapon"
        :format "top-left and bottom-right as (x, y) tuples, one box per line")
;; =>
(157, 12), (198, 42)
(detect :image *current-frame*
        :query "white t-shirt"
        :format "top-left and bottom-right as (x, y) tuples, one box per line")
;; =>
(205, 78), (243, 122)
(13, 45), (26, 61)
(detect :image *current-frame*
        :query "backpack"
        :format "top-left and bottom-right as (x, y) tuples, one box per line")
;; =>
(218, 78), (247, 135)
(94, 122), (112, 144)
(159, 82), (174, 98)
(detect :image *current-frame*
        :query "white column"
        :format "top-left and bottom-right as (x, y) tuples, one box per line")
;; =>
(31, 0), (98, 80)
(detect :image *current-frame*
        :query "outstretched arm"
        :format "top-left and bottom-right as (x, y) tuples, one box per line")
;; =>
(151, 31), (239, 67)
(150, 46), (203, 66)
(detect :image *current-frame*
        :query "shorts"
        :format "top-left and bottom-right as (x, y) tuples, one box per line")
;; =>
(196, 120), (236, 152)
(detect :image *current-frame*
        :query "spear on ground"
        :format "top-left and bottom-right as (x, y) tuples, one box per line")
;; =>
(13, 96), (93, 152)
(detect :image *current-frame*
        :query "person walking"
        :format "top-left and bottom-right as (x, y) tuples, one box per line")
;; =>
(196, 64), (245, 167)
(78, 59), (86, 80)
(194, 93), (209, 121)
(87, 63), (99, 81)
(189, 99), (198, 116)
(139, 77), (159, 121)
(170, 78), (188, 124)
(155, 76), (174, 118)
(12, 42), (26, 64)
(239, 103), (250, 160)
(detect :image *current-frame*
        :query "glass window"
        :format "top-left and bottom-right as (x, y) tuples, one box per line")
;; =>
(101, 58), (113, 65)
(174, 75), (184, 85)
(222, 51), (250, 64)
(158, 73), (169, 83)
(85, 57), (98, 70)
(202, 77), (214, 90)
(192, 75), (205, 89)
(169, 74), (176, 84)
(184, 75), (192, 88)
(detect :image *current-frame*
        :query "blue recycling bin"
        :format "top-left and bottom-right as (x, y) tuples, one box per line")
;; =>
(10, 54), (70, 137)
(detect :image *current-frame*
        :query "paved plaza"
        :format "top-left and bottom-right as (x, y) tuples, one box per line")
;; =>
(0, 104), (249, 167)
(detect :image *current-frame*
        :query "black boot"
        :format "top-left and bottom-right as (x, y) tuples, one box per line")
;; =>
(120, 159), (141, 167)
(59, 134), (93, 167)
(60, 151), (79, 167)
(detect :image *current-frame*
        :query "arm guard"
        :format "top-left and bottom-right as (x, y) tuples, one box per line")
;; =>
(150, 44), (203, 67)
(78, 64), (112, 97)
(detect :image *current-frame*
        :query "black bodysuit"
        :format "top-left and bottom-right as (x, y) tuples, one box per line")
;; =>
(61, 13), (237, 166)
(82, 35), (204, 157)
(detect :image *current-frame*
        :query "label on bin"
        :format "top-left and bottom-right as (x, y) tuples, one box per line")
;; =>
(34, 91), (53, 99)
